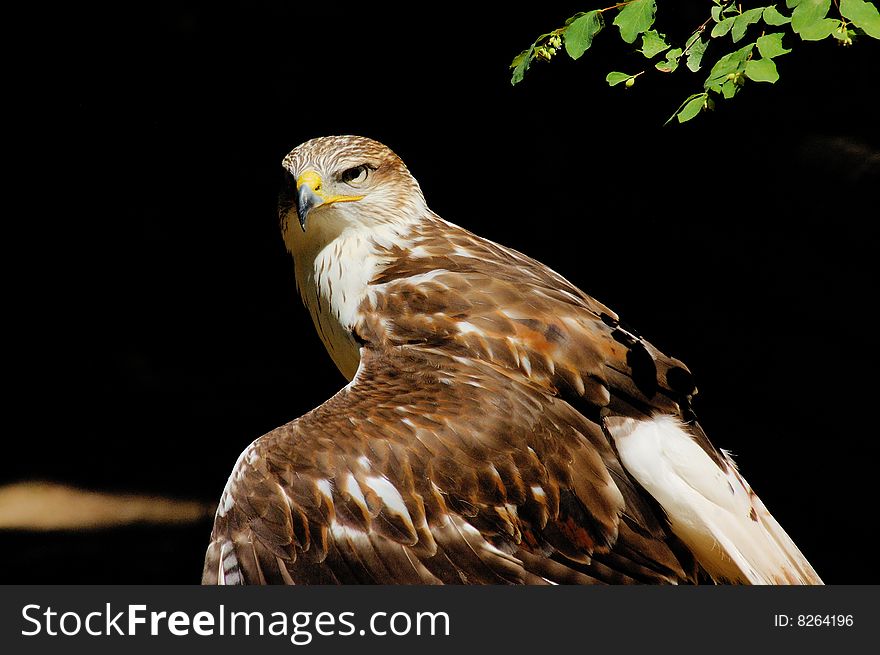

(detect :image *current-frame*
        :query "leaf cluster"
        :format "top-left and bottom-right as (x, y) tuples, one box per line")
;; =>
(510, 0), (880, 123)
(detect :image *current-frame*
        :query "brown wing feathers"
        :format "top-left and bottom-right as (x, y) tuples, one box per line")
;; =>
(204, 333), (699, 584)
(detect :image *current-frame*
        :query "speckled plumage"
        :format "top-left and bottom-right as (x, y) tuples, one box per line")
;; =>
(202, 136), (821, 585)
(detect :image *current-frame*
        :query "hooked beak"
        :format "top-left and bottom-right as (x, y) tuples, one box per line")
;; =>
(296, 179), (322, 232)
(295, 170), (364, 231)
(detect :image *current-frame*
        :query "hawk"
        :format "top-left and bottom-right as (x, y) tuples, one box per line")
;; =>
(202, 135), (821, 585)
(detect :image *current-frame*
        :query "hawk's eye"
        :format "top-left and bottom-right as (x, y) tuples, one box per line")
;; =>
(340, 165), (369, 186)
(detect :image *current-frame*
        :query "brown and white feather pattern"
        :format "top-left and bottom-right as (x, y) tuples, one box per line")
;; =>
(203, 135), (821, 585)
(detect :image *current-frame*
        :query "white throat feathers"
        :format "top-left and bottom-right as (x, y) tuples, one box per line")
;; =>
(286, 205), (418, 380)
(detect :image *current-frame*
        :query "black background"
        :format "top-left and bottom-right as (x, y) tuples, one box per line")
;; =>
(8, 3), (879, 583)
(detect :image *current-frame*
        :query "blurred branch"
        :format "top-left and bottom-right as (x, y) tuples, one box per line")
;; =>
(0, 481), (214, 531)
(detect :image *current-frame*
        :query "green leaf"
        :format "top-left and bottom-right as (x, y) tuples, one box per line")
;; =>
(798, 17), (838, 39)
(711, 6), (723, 22)
(655, 48), (682, 73)
(704, 43), (754, 90)
(711, 16), (736, 37)
(687, 36), (709, 71)
(606, 71), (634, 86)
(564, 11), (604, 59)
(677, 94), (708, 123)
(791, 0), (837, 39)
(613, 0), (657, 43)
(745, 57), (780, 82)
(732, 7), (766, 42)
(665, 92), (707, 125)
(757, 32), (792, 57)
(510, 46), (534, 85)
(840, 0), (880, 38)
(721, 79), (739, 98)
(640, 30), (669, 58)
(790, 0), (829, 27)
(763, 6), (792, 25)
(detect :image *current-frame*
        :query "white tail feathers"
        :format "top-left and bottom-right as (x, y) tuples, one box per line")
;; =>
(608, 415), (822, 585)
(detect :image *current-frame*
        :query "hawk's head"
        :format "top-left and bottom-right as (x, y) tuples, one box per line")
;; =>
(280, 136), (426, 251)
